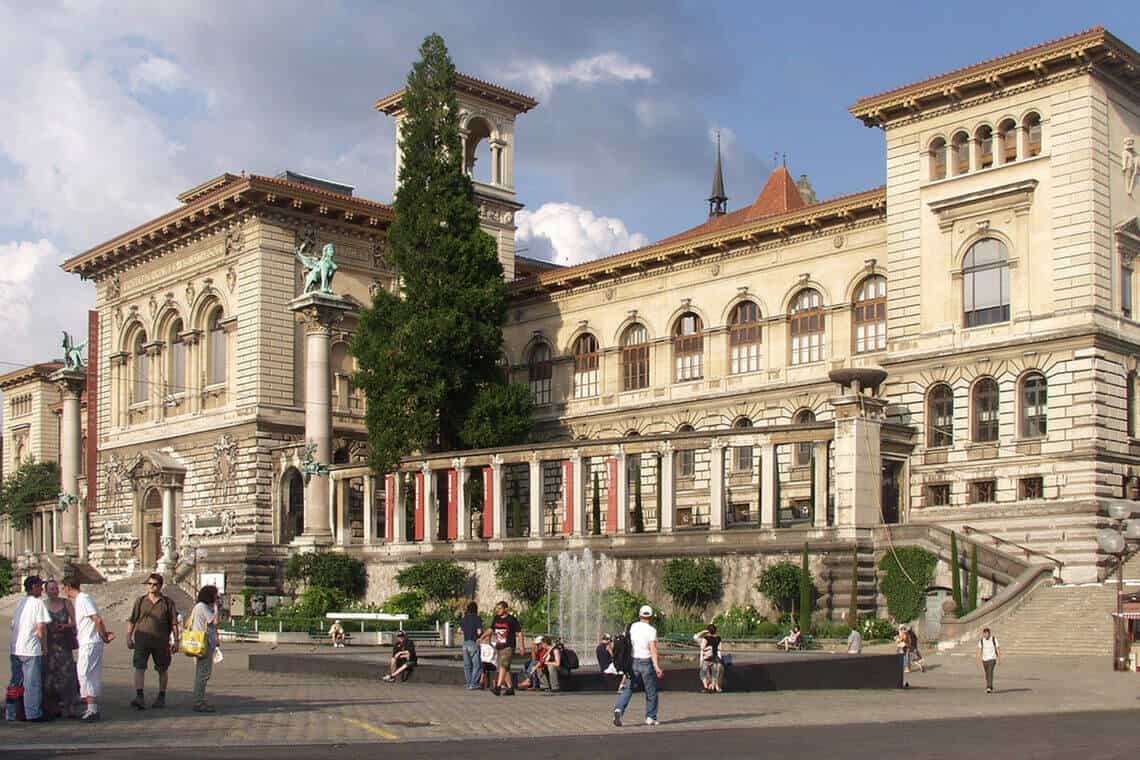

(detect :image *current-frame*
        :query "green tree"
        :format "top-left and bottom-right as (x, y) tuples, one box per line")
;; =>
(284, 552), (367, 599)
(495, 554), (547, 606)
(351, 33), (532, 474)
(847, 545), (859, 627)
(591, 469), (602, 536)
(798, 543), (813, 633)
(662, 558), (723, 612)
(950, 531), (963, 617)
(0, 459), (61, 529)
(756, 561), (801, 617)
(878, 547), (938, 623)
(968, 543), (979, 614)
(395, 559), (469, 603)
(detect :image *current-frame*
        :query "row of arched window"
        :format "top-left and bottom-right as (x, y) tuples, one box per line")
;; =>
(527, 276), (888, 404)
(928, 111), (1042, 181)
(124, 302), (227, 408)
(925, 372), (1047, 448)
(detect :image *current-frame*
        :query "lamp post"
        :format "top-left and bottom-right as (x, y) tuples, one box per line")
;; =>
(1097, 503), (1140, 670)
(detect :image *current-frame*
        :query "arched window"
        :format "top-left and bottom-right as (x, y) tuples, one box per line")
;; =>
(928, 384), (954, 447)
(929, 137), (947, 180)
(853, 275), (887, 353)
(206, 307), (226, 386)
(1024, 112), (1042, 157)
(729, 301), (762, 374)
(676, 424), (695, 477)
(952, 131), (970, 175)
(733, 417), (753, 472)
(789, 289), (825, 365)
(167, 318), (185, 395)
(673, 313), (703, 382)
(972, 377), (1000, 443)
(793, 409), (815, 465)
(528, 344), (552, 405)
(976, 125), (993, 170)
(132, 330), (149, 405)
(998, 118), (1018, 163)
(1020, 372), (1047, 438)
(963, 238), (1010, 327)
(621, 324), (649, 391)
(573, 333), (600, 399)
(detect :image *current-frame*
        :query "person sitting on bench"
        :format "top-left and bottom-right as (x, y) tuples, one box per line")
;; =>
(328, 620), (346, 648)
(382, 632), (417, 682)
(777, 625), (803, 651)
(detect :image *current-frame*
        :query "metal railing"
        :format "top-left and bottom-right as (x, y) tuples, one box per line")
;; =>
(961, 524), (1064, 576)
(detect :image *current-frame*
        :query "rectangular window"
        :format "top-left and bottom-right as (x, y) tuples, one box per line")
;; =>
(622, 344), (649, 390)
(730, 341), (761, 374)
(1018, 477), (1044, 500)
(134, 355), (149, 404)
(677, 449), (695, 478)
(170, 339), (187, 394)
(969, 480), (997, 504)
(734, 446), (753, 472)
(926, 483), (951, 506)
(573, 368), (599, 399)
(208, 328), (226, 386)
(1123, 265), (1133, 319)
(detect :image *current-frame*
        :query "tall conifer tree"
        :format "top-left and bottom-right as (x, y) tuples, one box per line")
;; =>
(353, 34), (532, 475)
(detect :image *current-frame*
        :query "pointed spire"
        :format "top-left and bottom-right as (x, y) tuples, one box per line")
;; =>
(708, 130), (727, 219)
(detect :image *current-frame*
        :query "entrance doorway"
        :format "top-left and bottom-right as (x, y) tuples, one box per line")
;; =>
(881, 460), (903, 524)
(282, 468), (305, 543)
(142, 488), (163, 569)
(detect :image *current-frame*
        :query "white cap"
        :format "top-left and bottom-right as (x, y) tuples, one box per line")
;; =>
(534, 635), (544, 643)
(639, 605), (653, 618)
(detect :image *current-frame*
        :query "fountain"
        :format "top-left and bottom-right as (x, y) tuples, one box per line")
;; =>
(544, 548), (606, 662)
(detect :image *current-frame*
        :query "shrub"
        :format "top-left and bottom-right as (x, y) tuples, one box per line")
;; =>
(662, 558), (723, 612)
(0, 556), (13, 594)
(878, 546), (938, 623)
(711, 605), (766, 638)
(662, 612), (704, 637)
(395, 559), (469, 603)
(756, 561), (800, 615)
(860, 617), (896, 641)
(591, 470), (602, 536)
(495, 555), (548, 606)
(601, 587), (661, 630)
(519, 593), (557, 633)
(295, 587), (345, 618)
(811, 620), (852, 639)
(285, 552), (367, 599)
(755, 620), (782, 638)
(382, 590), (427, 619)
(950, 531), (963, 617)
(968, 543), (979, 614)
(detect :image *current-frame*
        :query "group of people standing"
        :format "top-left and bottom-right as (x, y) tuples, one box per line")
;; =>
(7, 573), (223, 721)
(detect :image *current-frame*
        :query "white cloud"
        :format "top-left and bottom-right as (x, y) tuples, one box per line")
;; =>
(128, 54), (189, 93)
(634, 97), (679, 129)
(504, 52), (652, 99)
(516, 203), (648, 267)
(0, 239), (59, 337)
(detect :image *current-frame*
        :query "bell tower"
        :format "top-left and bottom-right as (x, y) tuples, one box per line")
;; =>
(376, 73), (538, 280)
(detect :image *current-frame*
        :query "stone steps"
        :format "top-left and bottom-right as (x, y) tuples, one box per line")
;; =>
(987, 584), (1117, 656)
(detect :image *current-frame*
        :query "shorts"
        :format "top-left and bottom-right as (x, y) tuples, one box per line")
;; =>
(495, 648), (514, 670)
(133, 643), (172, 672)
(77, 643), (104, 699)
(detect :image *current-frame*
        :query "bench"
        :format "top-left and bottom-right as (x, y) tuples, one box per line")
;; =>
(309, 630), (353, 644)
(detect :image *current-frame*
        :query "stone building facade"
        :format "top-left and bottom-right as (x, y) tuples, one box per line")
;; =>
(2, 26), (1136, 606)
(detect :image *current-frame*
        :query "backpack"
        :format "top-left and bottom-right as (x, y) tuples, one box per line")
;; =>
(612, 629), (634, 674)
(562, 647), (580, 671)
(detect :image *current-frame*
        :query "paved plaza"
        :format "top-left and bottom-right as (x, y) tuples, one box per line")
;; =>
(3, 620), (1139, 757)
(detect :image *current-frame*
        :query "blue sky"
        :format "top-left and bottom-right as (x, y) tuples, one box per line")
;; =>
(0, 1), (1134, 377)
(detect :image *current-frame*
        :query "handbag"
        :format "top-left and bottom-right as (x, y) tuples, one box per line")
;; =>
(181, 627), (207, 658)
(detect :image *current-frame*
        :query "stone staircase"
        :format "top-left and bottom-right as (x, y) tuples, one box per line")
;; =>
(985, 582), (1118, 656)
(820, 543), (879, 621)
(0, 573), (195, 623)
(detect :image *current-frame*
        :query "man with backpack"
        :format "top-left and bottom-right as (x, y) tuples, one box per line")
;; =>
(612, 605), (663, 727)
(977, 627), (1001, 693)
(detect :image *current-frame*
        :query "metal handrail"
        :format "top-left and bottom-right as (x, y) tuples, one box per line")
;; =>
(961, 524), (1064, 573)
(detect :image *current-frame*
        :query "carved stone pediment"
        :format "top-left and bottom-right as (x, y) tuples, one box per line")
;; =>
(125, 450), (186, 490)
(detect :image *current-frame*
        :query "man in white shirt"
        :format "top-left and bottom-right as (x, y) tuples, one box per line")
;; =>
(62, 576), (115, 721)
(976, 627), (1000, 694)
(612, 605), (664, 727)
(10, 575), (51, 721)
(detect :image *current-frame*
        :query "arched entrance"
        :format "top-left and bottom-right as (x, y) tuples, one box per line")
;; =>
(141, 488), (163, 570)
(281, 468), (305, 544)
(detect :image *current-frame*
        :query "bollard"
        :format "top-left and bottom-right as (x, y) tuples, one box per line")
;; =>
(443, 621), (454, 647)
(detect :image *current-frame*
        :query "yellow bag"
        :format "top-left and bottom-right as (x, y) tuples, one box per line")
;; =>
(181, 629), (207, 658)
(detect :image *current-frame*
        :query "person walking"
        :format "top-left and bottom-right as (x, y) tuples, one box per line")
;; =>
(62, 576), (115, 722)
(693, 624), (723, 693)
(612, 605), (663, 727)
(42, 579), (80, 719)
(188, 585), (220, 713)
(126, 573), (179, 710)
(481, 601), (523, 696)
(458, 601), (484, 690)
(10, 575), (51, 722)
(977, 627), (1001, 694)
(906, 626), (925, 672)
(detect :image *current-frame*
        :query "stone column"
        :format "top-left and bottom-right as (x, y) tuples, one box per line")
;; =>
(760, 443), (776, 527)
(490, 456), (506, 540)
(614, 452), (628, 534)
(709, 440), (725, 531)
(290, 292), (356, 546)
(1016, 125), (1028, 162)
(813, 441), (829, 528)
(157, 485), (177, 575)
(335, 477), (350, 545)
(658, 444), (675, 533)
(446, 468), (459, 541)
(51, 367), (85, 556)
(832, 394), (887, 528)
(421, 464), (436, 544)
(363, 475), (375, 546)
(453, 460), (469, 541)
(392, 473), (409, 543)
(528, 455), (543, 538)
(570, 452), (586, 536)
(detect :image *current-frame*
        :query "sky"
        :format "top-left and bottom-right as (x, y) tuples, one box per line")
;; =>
(0, 1), (1135, 382)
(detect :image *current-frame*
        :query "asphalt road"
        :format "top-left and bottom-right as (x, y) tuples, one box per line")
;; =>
(22, 708), (1140, 760)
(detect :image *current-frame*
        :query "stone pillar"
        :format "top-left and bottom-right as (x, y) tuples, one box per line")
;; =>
(421, 465), (436, 544)
(709, 440), (725, 531)
(1016, 125), (1028, 162)
(157, 486), (177, 575)
(832, 394), (887, 528)
(528, 456), (543, 538)
(447, 468), (459, 541)
(659, 444), (675, 533)
(453, 460), (469, 541)
(363, 475), (375, 546)
(813, 441), (829, 528)
(51, 367), (85, 556)
(490, 457), (505, 539)
(760, 443), (776, 527)
(392, 474), (408, 543)
(490, 140), (504, 185)
(385, 475), (398, 542)
(335, 477), (350, 545)
(570, 452), (586, 536)
(614, 452), (628, 534)
(290, 292), (356, 546)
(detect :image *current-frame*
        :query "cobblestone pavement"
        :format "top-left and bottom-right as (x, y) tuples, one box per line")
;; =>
(3, 626), (1138, 753)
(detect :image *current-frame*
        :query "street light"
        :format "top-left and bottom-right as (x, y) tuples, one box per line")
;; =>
(1097, 503), (1140, 671)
